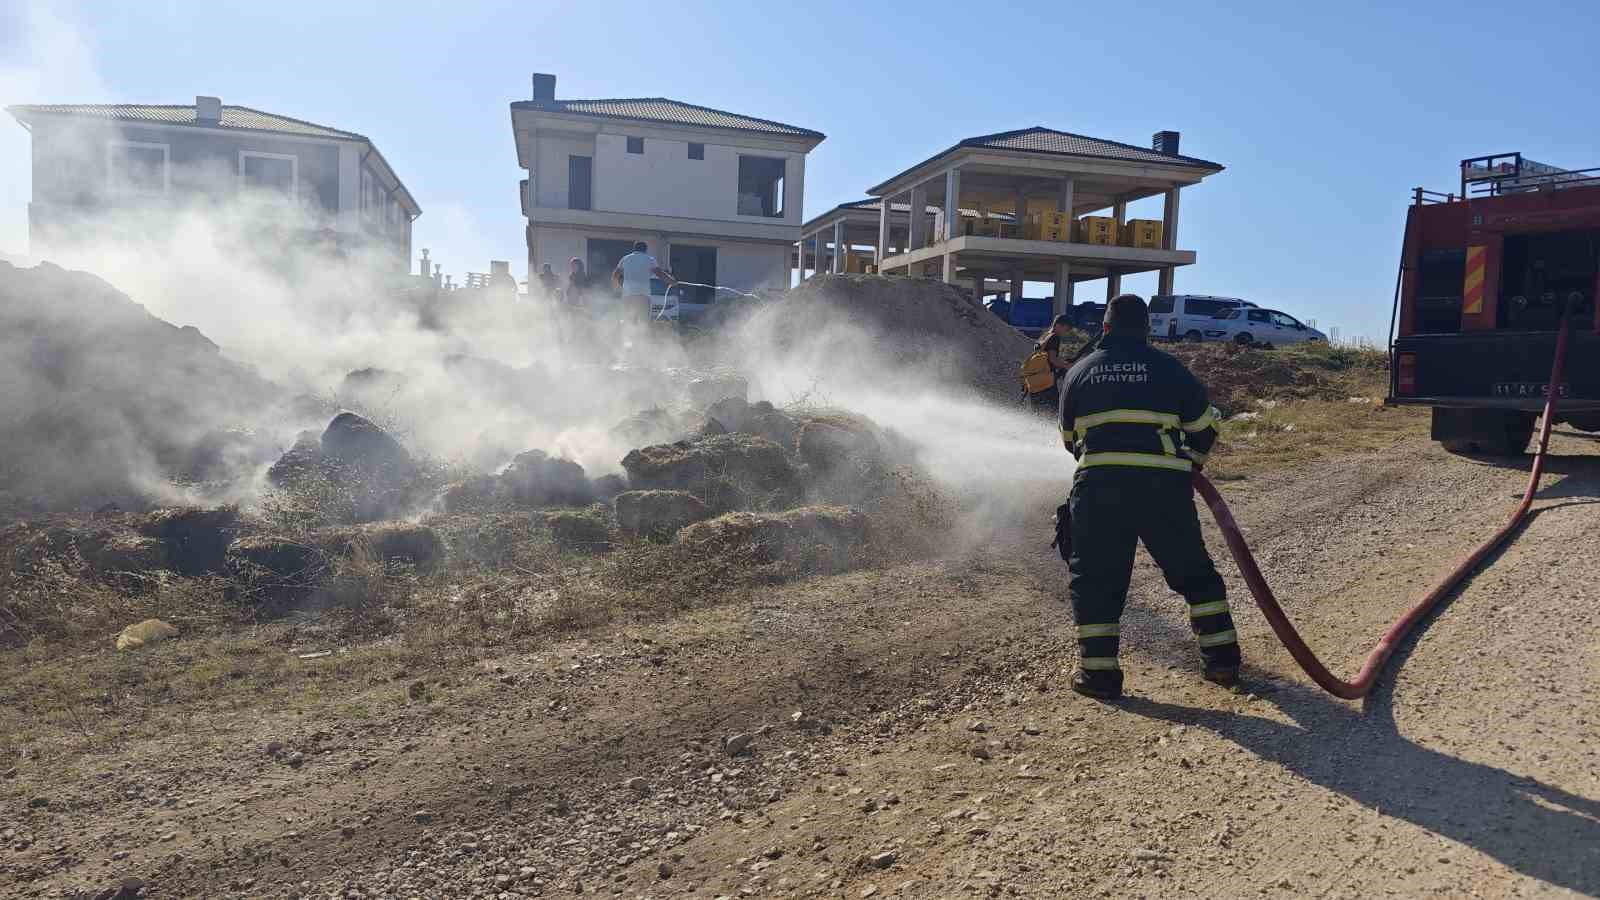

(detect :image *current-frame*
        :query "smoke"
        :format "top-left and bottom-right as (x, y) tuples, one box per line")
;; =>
(0, 8), (1074, 535)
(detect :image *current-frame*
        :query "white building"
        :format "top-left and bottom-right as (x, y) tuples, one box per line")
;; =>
(510, 74), (824, 297)
(7, 96), (419, 267)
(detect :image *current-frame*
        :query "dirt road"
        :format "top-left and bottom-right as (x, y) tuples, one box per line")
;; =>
(6, 432), (1598, 899)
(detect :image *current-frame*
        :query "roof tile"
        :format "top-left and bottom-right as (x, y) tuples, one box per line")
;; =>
(962, 126), (1221, 169)
(513, 97), (822, 139)
(6, 103), (366, 141)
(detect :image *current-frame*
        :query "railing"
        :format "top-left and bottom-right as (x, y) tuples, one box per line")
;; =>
(1459, 151), (1600, 198)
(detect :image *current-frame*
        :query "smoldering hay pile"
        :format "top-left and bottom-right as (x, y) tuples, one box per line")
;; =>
(0, 260), (284, 517)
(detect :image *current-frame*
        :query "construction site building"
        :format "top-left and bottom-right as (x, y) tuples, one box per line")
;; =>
(862, 127), (1223, 315)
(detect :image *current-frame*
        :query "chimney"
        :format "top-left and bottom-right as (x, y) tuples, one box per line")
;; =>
(531, 73), (557, 103)
(196, 95), (221, 123)
(1152, 130), (1180, 156)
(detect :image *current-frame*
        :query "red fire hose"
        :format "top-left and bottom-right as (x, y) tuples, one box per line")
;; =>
(1192, 309), (1575, 699)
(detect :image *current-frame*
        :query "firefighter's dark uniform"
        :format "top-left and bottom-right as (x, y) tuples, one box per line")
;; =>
(1058, 333), (1240, 693)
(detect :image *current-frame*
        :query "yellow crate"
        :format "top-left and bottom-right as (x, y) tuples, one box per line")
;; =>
(1119, 218), (1164, 249)
(1077, 216), (1119, 245)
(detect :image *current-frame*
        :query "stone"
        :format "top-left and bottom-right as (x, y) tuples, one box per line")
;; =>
(724, 733), (755, 755)
(412, 810), (434, 825)
(114, 619), (178, 652)
(971, 745), (992, 760)
(624, 777), (648, 793)
(869, 851), (897, 869)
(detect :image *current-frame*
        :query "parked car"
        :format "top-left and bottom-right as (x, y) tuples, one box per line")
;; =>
(1148, 294), (1257, 342)
(650, 278), (712, 323)
(1071, 301), (1106, 331)
(987, 296), (1055, 337)
(1203, 307), (1327, 346)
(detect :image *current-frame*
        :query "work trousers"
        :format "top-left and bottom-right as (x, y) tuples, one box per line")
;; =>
(1067, 468), (1240, 680)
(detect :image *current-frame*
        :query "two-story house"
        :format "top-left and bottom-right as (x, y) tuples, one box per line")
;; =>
(6, 96), (420, 268)
(511, 74), (824, 297)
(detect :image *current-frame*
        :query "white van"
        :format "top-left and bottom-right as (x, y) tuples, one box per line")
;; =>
(1148, 295), (1257, 342)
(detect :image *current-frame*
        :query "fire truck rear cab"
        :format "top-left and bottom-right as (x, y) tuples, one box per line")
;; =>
(1389, 153), (1600, 453)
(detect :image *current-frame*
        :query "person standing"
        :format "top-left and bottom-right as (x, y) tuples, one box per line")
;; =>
(537, 264), (560, 300)
(1029, 313), (1075, 411)
(1057, 294), (1240, 700)
(612, 241), (675, 324)
(565, 257), (590, 308)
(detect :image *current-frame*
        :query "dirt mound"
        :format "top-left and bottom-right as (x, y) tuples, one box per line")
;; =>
(501, 450), (594, 506)
(0, 261), (279, 512)
(265, 414), (426, 524)
(676, 505), (867, 572)
(621, 434), (799, 510)
(138, 506), (240, 575)
(749, 275), (1037, 402)
(614, 490), (713, 539)
(1165, 342), (1388, 416)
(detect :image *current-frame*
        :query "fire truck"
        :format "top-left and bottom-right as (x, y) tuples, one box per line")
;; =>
(1388, 153), (1600, 453)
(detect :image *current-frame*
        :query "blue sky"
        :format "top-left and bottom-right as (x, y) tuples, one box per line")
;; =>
(3, 0), (1596, 341)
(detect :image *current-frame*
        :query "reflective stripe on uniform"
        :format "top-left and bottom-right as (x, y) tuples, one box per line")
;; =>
(1182, 406), (1219, 433)
(1077, 623), (1121, 639)
(1189, 600), (1230, 618)
(1078, 452), (1194, 472)
(1080, 656), (1121, 671)
(1187, 449), (1210, 466)
(1076, 409), (1182, 430)
(1196, 629), (1238, 648)
(1061, 426), (1077, 448)
(1159, 431), (1179, 457)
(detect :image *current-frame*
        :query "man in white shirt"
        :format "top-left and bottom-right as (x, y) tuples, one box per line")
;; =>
(612, 241), (675, 324)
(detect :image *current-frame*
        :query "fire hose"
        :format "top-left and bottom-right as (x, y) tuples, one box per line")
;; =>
(1191, 306), (1576, 699)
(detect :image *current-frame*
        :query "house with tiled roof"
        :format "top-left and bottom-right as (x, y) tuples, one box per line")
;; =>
(7, 96), (419, 267)
(510, 74), (824, 297)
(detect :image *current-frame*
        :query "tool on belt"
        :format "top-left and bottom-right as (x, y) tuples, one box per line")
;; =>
(1050, 500), (1072, 561)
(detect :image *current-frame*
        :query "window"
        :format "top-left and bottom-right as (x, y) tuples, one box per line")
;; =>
(587, 239), (636, 292)
(108, 141), (168, 193)
(1220, 310), (1241, 320)
(736, 155), (786, 218)
(1148, 295), (1175, 315)
(1247, 309), (1271, 323)
(1271, 312), (1301, 328)
(670, 245), (717, 304)
(568, 156), (592, 210)
(688, 142), (705, 160)
(1185, 298), (1223, 317)
(626, 137), (644, 154)
(240, 151), (297, 199)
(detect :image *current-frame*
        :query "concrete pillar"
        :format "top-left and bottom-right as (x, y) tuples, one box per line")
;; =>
(1013, 187), (1027, 235)
(832, 220), (845, 274)
(942, 252), (956, 284)
(1058, 178), (1076, 218)
(877, 198), (890, 268)
(1162, 187), (1181, 250)
(944, 167), (962, 241)
(1159, 187), (1181, 295)
(1053, 261), (1072, 317)
(1010, 269), (1025, 305)
(1106, 268), (1121, 301)
(909, 183), (928, 251)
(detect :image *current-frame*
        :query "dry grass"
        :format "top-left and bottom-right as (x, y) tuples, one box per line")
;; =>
(0, 342), (1416, 769)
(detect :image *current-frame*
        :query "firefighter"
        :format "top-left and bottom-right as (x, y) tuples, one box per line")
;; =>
(1057, 294), (1240, 699)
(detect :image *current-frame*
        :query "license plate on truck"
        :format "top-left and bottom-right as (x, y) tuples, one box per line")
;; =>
(1493, 382), (1570, 398)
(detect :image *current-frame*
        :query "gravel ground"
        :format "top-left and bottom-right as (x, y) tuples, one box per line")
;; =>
(4, 432), (1597, 899)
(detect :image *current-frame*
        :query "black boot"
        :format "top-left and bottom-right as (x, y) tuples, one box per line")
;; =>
(1202, 664), (1240, 688)
(1071, 668), (1123, 700)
